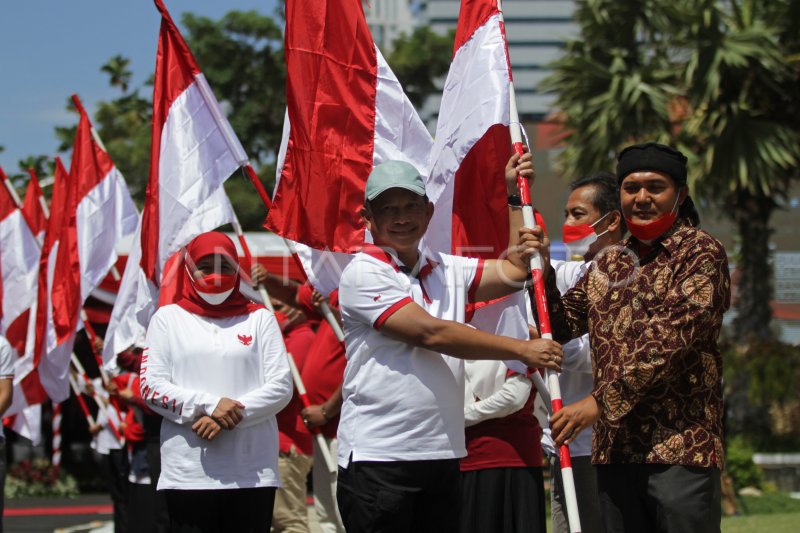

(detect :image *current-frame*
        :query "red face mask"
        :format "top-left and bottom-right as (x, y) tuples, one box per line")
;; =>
(186, 267), (238, 294)
(625, 197), (680, 242)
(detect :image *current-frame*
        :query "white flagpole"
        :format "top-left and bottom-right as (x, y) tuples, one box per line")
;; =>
(498, 1), (582, 532)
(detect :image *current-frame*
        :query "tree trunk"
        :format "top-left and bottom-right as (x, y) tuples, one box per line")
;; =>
(731, 191), (775, 342)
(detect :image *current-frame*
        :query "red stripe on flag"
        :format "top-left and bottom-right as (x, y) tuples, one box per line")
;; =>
(452, 0), (499, 56)
(265, 0), (378, 252)
(22, 169), (47, 235)
(5, 310), (30, 357)
(32, 157), (70, 369)
(20, 371), (48, 406)
(0, 166), (17, 221)
(141, 0), (203, 283)
(52, 96), (115, 344)
(451, 124), (512, 259)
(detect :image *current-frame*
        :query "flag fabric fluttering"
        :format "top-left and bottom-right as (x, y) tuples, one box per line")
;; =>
(12, 157), (71, 411)
(103, 0), (244, 364)
(424, 0), (513, 259)
(33, 95), (139, 402)
(0, 168), (46, 442)
(0, 167), (40, 359)
(265, 0), (433, 295)
(423, 0), (531, 361)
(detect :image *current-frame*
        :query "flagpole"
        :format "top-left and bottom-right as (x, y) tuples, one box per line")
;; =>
(243, 164), (272, 211)
(68, 372), (96, 428)
(70, 354), (124, 445)
(0, 167), (24, 207)
(498, 1), (582, 532)
(51, 402), (63, 473)
(240, 164), (346, 342)
(281, 238), (346, 343)
(231, 216), (338, 474)
(287, 353), (338, 474)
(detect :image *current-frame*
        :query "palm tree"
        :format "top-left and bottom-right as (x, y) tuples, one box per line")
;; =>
(101, 54), (133, 94)
(678, 0), (800, 340)
(542, 0), (800, 341)
(539, 0), (687, 177)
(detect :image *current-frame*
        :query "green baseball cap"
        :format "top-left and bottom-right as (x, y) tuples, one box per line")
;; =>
(365, 160), (426, 202)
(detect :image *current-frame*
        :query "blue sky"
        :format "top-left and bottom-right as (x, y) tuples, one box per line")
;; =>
(0, 0), (279, 172)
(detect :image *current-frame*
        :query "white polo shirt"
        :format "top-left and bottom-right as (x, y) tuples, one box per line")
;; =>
(337, 246), (483, 466)
(141, 304), (293, 490)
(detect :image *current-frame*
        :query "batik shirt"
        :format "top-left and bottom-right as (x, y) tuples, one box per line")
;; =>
(547, 221), (731, 469)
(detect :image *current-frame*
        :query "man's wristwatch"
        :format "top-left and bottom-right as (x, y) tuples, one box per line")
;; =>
(507, 194), (522, 207)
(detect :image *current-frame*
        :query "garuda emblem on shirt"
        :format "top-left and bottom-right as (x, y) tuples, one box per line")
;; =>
(237, 334), (253, 346)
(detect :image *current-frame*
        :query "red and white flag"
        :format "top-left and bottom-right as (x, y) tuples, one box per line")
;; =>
(0, 167), (40, 359)
(266, 0), (433, 294)
(425, 0), (531, 367)
(103, 0), (243, 363)
(11, 158), (71, 411)
(22, 169), (48, 242)
(31, 95), (139, 401)
(3, 404), (42, 445)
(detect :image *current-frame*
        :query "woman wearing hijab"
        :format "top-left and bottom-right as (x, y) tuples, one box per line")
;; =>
(140, 231), (293, 532)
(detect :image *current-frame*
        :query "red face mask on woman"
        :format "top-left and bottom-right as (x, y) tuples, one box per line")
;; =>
(186, 267), (238, 305)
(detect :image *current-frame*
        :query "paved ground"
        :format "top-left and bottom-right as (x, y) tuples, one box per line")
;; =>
(4, 494), (323, 532)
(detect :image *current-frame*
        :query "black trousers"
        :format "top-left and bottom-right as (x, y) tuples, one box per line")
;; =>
(163, 487), (276, 533)
(101, 449), (129, 533)
(460, 467), (545, 533)
(597, 464), (721, 533)
(337, 458), (461, 533)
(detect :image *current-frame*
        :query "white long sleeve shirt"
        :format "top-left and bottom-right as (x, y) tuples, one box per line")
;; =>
(541, 260), (594, 458)
(464, 360), (532, 427)
(141, 304), (293, 490)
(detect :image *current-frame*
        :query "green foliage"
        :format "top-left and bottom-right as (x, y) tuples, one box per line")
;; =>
(223, 163), (276, 230)
(387, 26), (455, 108)
(17, 155), (52, 179)
(101, 54), (133, 93)
(55, 67), (152, 201)
(726, 436), (763, 490)
(539, 0), (687, 176)
(92, 90), (152, 199)
(724, 338), (800, 406)
(543, 0), (800, 340)
(4, 459), (79, 499)
(182, 10), (286, 166)
(722, 336), (800, 449)
(738, 492), (800, 516)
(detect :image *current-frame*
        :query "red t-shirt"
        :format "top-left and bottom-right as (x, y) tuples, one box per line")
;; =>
(113, 374), (146, 444)
(460, 386), (542, 472)
(276, 318), (316, 455)
(295, 284), (346, 439)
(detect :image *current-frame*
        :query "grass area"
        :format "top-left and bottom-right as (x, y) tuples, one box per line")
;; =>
(722, 512), (800, 533)
(737, 492), (800, 515)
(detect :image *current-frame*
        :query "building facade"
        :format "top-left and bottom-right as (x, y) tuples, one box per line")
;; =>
(362, 0), (418, 52)
(419, 0), (578, 121)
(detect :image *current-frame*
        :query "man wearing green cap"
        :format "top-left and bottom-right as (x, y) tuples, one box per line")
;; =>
(335, 159), (562, 533)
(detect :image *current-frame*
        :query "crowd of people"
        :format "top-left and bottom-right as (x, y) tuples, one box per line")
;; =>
(0, 141), (730, 533)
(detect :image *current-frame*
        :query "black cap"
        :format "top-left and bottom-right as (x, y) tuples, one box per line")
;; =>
(616, 142), (688, 186)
